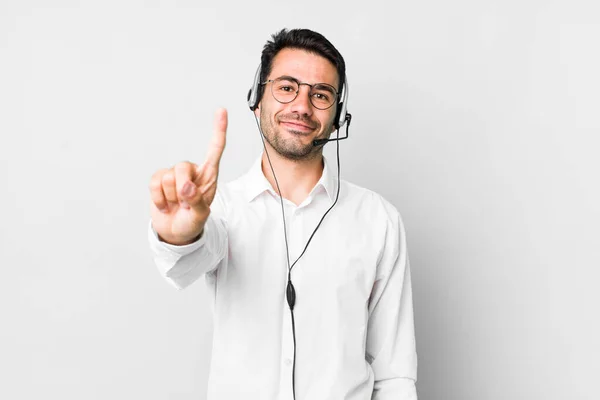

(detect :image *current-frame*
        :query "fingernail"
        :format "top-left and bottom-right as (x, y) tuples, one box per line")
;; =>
(182, 181), (196, 198)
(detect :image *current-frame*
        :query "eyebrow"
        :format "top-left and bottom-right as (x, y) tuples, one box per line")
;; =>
(273, 75), (339, 92)
(275, 75), (300, 83)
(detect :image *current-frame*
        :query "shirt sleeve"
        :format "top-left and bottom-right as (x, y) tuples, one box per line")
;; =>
(366, 209), (418, 400)
(147, 193), (228, 290)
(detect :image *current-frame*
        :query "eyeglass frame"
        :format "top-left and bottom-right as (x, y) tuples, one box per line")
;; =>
(261, 76), (340, 110)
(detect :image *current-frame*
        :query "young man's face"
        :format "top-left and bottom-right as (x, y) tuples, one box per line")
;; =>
(255, 48), (339, 161)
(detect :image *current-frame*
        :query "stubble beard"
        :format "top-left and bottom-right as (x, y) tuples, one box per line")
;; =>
(259, 108), (333, 161)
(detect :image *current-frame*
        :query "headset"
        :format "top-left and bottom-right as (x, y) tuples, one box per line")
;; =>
(247, 63), (351, 130)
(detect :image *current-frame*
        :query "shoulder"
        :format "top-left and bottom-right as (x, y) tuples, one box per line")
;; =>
(340, 179), (403, 225)
(339, 179), (408, 250)
(340, 180), (409, 276)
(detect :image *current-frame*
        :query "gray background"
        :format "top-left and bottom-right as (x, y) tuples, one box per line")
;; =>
(1, 0), (598, 399)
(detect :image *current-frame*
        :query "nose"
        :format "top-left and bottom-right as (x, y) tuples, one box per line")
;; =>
(289, 84), (313, 115)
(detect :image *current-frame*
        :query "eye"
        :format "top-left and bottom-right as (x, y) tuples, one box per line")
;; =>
(313, 92), (331, 102)
(274, 78), (298, 94)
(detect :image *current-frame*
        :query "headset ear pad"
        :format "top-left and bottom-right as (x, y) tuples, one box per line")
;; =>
(248, 87), (259, 111)
(334, 102), (343, 129)
(248, 85), (265, 111)
(248, 64), (263, 111)
(334, 78), (349, 129)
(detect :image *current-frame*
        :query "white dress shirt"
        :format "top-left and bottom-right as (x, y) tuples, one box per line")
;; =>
(149, 155), (418, 400)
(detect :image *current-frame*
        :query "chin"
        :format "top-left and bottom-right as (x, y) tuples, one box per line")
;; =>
(272, 141), (316, 160)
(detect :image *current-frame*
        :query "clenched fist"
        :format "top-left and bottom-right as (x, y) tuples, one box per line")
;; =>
(149, 108), (227, 245)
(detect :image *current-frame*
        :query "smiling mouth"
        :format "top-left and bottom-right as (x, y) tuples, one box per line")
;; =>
(280, 120), (316, 133)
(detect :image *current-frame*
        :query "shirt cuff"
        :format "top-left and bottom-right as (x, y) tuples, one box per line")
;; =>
(148, 222), (206, 256)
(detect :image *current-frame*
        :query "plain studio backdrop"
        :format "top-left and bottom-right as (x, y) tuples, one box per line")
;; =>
(1, 1), (598, 399)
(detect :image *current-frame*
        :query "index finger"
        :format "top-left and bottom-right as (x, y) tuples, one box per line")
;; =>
(205, 108), (228, 167)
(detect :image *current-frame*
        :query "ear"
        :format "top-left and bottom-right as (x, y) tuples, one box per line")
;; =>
(253, 104), (260, 117)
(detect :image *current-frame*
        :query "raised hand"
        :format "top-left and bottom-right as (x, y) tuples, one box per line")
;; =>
(149, 108), (228, 245)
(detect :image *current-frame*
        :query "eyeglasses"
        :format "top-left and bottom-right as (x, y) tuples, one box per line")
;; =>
(262, 76), (339, 110)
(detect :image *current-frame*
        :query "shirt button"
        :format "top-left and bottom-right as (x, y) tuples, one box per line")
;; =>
(285, 358), (293, 366)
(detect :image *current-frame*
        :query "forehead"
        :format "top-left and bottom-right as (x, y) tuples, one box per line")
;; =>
(269, 48), (339, 89)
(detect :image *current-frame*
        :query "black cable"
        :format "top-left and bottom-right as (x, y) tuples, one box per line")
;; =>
(253, 116), (344, 400)
(289, 295), (297, 397)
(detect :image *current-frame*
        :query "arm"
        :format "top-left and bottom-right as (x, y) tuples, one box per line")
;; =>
(367, 210), (418, 400)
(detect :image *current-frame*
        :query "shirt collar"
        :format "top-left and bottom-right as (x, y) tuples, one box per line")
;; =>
(243, 154), (337, 203)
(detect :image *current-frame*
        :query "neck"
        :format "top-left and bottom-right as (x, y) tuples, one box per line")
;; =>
(261, 148), (324, 206)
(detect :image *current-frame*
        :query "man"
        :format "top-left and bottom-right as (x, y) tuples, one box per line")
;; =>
(148, 28), (418, 400)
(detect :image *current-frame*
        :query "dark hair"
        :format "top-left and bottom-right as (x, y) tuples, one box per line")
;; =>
(258, 28), (346, 104)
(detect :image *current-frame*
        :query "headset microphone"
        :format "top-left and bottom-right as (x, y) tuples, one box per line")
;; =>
(312, 113), (352, 146)
(313, 137), (341, 146)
